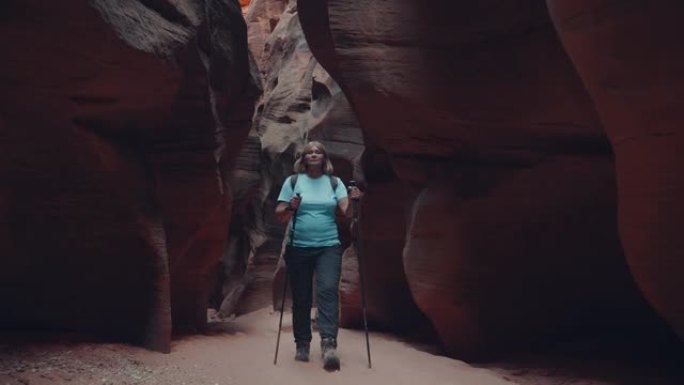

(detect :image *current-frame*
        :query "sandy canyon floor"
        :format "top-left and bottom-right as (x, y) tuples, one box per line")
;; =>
(0, 307), (681, 385)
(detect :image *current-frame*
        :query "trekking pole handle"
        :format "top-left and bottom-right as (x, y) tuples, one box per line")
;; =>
(349, 180), (360, 201)
(349, 181), (360, 226)
(289, 193), (301, 209)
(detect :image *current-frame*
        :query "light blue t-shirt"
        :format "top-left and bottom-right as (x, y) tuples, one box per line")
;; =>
(277, 173), (347, 247)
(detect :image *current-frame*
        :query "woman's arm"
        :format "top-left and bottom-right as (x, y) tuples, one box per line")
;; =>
(275, 202), (292, 223)
(337, 197), (351, 218)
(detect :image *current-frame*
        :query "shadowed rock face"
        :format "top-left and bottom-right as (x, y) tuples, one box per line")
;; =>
(548, 0), (684, 341)
(0, 0), (257, 352)
(297, 0), (682, 359)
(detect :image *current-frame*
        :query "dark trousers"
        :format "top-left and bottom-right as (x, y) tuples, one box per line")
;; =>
(284, 245), (342, 344)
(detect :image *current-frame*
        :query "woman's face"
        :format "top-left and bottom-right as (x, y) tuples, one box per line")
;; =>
(304, 146), (324, 168)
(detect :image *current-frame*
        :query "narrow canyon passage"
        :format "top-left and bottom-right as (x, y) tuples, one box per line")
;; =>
(1, 0), (683, 384)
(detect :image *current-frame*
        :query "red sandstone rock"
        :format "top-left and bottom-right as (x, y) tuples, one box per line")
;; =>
(404, 156), (643, 358)
(548, 0), (684, 340)
(245, 0), (289, 71)
(0, 0), (256, 351)
(297, 0), (674, 359)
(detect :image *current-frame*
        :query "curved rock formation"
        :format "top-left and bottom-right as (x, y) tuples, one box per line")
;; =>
(297, 0), (677, 359)
(0, 0), (256, 352)
(548, 0), (684, 340)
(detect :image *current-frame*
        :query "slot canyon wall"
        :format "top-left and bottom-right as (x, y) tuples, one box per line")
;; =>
(0, 0), (257, 352)
(296, 0), (684, 359)
(547, 0), (684, 345)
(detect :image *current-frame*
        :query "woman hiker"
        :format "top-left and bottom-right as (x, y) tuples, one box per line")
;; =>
(275, 141), (362, 371)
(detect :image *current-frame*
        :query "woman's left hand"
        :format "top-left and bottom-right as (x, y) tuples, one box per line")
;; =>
(348, 186), (362, 200)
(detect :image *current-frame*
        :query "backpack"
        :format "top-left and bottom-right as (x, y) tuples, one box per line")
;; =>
(290, 173), (339, 192)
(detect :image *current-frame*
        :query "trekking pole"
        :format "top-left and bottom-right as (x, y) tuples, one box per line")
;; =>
(273, 262), (288, 365)
(349, 181), (371, 368)
(274, 193), (300, 365)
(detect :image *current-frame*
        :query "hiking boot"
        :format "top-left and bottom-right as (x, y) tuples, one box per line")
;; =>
(295, 342), (310, 362)
(320, 338), (340, 371)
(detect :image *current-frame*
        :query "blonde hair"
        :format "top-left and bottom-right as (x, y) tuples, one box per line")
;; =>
(293, 141), (334, 174)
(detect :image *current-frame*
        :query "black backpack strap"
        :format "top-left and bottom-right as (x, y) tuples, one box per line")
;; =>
(291, 173), (339, 192)
(288, 174), (299, 247)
